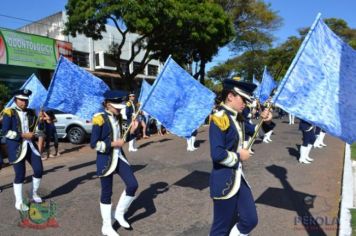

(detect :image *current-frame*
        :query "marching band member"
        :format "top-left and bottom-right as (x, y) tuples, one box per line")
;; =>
(2, 89), (43, 211)
(126, 92), (138, 152)
(91, 90), (139, 236)
(209, 79), (272, 236)
(299, 119), (316, 164)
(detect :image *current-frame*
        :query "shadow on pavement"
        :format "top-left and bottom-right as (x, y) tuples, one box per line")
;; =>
(60, 145), (86, 155)
(195, 139), (206, 147)
(68, 160), (96, 171)
(0, 165), (65, 191)
(256, 165), (326, 236)
(121, 182), (169, 228)
(173, 170), (210, 190)
(286, 146), (300, 161)
(138, 138), (172, 149)
(45, 171), (96, 199)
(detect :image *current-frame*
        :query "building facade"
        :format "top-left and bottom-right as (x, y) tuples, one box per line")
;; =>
(1, 11), (161, 93)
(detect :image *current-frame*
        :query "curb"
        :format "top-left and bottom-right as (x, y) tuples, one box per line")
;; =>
(339, 143), (353, 236)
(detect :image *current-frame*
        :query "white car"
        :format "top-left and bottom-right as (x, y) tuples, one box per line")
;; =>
(51, 109), (128, 144)
(51, 110), (93, 144)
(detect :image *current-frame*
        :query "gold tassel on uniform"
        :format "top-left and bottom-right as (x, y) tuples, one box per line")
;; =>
(211, 111), (230, 131)
(92, 113), (104, 126)
(3, 108), (13, 117)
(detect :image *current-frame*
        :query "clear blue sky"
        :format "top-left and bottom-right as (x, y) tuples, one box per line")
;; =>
(0, 0), (355, 71)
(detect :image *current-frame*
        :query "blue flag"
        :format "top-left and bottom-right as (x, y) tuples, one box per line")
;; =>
(257, 66), (276, 103)
(43, 56), (110, 120)
(6, 74), (47, 114)
(141, 57), (216, 137)
(138, 80), (152, 104)
(272, 13), (356, 144)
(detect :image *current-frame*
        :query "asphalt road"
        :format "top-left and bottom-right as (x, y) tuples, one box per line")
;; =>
(0, 116), (344, 236)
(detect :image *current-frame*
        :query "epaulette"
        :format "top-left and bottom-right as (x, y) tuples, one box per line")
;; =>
(126, 101), (131, 107)
(92, 113), (104, 126)
(2, 108), (13, 117)
(211, 110), (230, 131)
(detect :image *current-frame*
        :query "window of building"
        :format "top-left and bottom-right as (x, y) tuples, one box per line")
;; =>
(148, 64), (158, 76)
(119, 60), (129, 73)
(133, 62), (144, 74)
(73, 51), (89, 68)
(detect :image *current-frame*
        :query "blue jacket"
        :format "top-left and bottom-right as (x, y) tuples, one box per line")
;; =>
(209, 105), (255, 199)
(90, 111), (133, 177)
(125, 101), (136, 123)
(2, 107), (38, 163)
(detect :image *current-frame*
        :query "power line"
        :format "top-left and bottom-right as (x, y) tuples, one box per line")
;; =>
(0, 13), (138, 44)
(0, 13), (64, 30)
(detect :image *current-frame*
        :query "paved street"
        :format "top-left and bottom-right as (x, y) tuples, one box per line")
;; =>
(0, 117), (344, 236)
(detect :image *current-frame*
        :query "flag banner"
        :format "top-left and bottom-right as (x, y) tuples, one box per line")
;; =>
(43, 56), (109, 120)
(272, 13), (356, 144)
(141, 57), (216, 137)
(138, 80), (152, 104)
(258, 66), (277, 103)
(6, 74), (47, 114)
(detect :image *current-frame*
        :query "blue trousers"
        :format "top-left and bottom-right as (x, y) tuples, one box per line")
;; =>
(210, 180), (258, 236)
(13, 144), (43, 183)
(100, 160), (138, 204)
(302, 130), (316, 146)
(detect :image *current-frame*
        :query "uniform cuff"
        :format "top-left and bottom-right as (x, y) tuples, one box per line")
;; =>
(219, 151), (239, 167)
(95, 141), (106, 153)
(5, 130), (17, 139)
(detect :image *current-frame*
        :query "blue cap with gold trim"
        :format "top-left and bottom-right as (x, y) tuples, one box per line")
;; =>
(223, 79), (256, 102)
(13, 89), (32, 100)
(104, 90), (127, 109)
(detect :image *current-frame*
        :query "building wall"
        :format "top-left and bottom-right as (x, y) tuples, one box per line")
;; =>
(18, 11), (161, 83)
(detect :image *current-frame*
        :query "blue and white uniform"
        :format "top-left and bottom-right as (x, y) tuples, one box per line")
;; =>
(209, 104), (258, 236)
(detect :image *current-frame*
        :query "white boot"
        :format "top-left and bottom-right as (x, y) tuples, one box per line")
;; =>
(190, 136), (198, 151)
(100, 203), (119, 236)
(229, 225), (248, 236)
(128, 139), (137, 152)
(187, 138), (192, 151)
(114, 191), (135, 229)
(266, 130), (273, 142)
(305, 144), (314, 162)
(299, 146), (311, 164)
(263, 136), (270, 143)
(13, 183), (29, 211)
(319, 132), (327, 147)
(313, 135), (322, 148)
(32, 177), (43, 203)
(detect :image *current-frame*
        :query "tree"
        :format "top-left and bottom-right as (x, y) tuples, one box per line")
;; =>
(299, 18), (356, 49)
(207, 16), (356, 84)
(218, 0), (282, 51)
(0, 84), (10, 104)
(64, 0), (234, 88)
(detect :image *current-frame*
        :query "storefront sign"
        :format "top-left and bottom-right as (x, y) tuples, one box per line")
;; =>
(0, 28), (72, 69)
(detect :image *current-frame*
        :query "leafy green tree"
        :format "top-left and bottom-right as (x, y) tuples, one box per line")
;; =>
(217, 0), (282, 51)
(208, 16), (356, 83)
(64, 0), (234, 88)
(0, 84), (10, 104)
(299, 18), (356, 49)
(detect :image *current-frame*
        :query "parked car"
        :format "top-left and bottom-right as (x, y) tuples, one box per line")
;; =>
(51, 109), (129, 144)
(51, 110), (93, 144)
